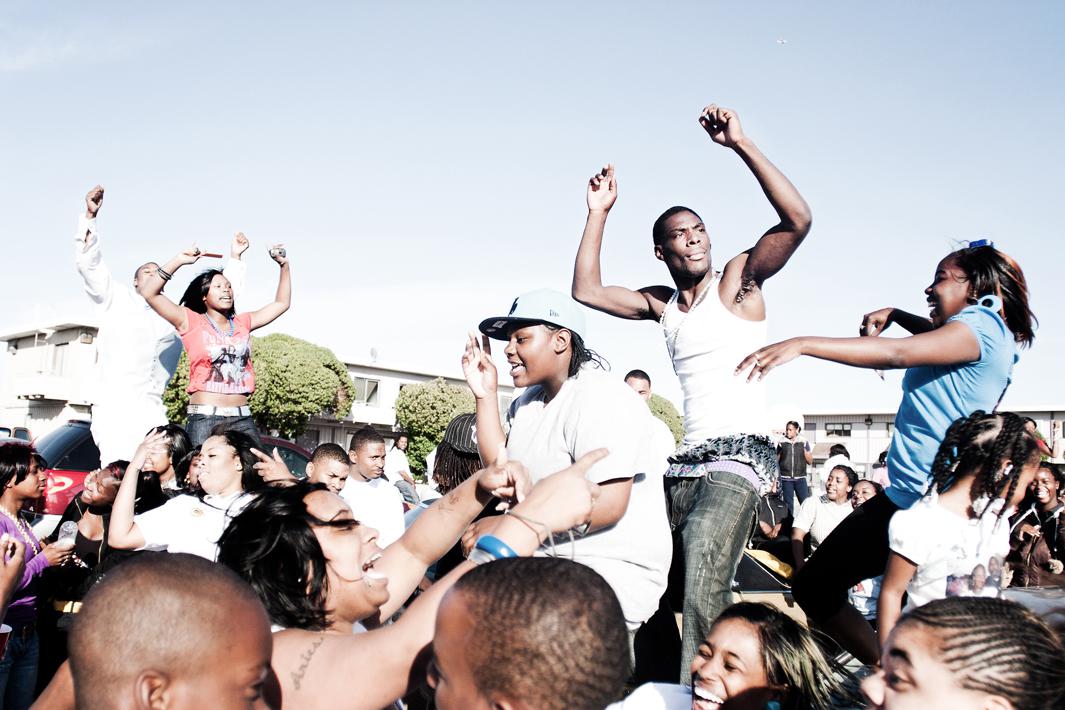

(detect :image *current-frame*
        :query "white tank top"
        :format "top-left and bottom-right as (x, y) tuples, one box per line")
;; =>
(661, 275), (769, 443)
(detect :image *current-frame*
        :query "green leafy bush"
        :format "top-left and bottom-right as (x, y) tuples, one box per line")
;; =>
(394, 378), (475, 476)
(649, 393), (684, 444)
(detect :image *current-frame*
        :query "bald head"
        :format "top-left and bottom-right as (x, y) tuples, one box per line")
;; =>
(69, 553), (273, 710)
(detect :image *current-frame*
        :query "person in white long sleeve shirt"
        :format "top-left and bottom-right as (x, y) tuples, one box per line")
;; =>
(74, 186), (247, 464)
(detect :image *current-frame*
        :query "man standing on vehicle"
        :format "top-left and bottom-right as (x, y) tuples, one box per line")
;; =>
(75, 186), (248, 464)
(572, 105), (811, 677)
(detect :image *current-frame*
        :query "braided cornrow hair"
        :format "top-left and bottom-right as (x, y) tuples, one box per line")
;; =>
(925, 411), (1040, 521)
(898, 596), (1065, 709)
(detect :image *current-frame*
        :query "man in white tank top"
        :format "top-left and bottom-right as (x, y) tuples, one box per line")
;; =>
(572, 105), (812, 679)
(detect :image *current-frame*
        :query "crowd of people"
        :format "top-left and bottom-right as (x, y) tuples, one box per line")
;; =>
(0, 103), (1060, 709)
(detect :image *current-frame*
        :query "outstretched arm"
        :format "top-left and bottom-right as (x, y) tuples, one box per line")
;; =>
(108, 431), (169, 550)
(572, 164), (672, 320)
(700, 106), (811, 288)
(736, 320), (981, 382)
(249, 244), (291, 330)
(222, 232), (250, 302)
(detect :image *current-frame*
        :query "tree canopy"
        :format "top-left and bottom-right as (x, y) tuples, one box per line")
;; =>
(394, 378), (475, 476)
(649, 393), (684, 445)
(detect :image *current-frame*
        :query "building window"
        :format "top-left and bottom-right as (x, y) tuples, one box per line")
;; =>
(52, 343), (67, 375)
(826, 422), (852, 437)
(353, 378), (380, 406)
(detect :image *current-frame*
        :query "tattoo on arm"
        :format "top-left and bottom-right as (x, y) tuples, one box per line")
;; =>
(290, 635), (325, 691)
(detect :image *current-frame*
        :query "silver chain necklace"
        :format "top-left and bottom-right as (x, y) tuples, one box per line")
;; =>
(660, 274), (718, 352)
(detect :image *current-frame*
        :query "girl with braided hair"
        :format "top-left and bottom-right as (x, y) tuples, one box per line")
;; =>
(877, 411), (1046, 646)
(735, 241), (1036, 663)
(863, 596), (1065, 709)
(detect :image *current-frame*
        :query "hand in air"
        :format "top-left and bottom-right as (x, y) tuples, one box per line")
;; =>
(176, 245), (205, 266)
(231, 232), (250, 258)
(735, 338), (805, 383)
(586, 164), (618, 213)
(699, 104), (745, 148)
(461, 332), (498, 400)
(250, 447), (296, 484)
(860, 308), (896, 337)
(85, 185), (104, 218)
(477, 443), (532, 511)
(268, 243), (289, 266)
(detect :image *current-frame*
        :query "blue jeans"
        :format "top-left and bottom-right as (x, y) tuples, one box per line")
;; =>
(779, 476), (809, 517)
(0, 629), (39, 710)
(186, 414), (261, 449)
(666, 470), (759, 679)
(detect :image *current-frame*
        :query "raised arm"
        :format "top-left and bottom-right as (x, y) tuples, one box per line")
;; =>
(701, 106), (811, 290)
(73, 185), (114, 306)
(107, 431), (168, 550)
(140, 246), (206, 331)
(248, 243), (290, 330)
(461, 333), (506, 466)
(572, 165), (672, 320)
(222, 232), (250, 302)
(736, 320), (981, 382)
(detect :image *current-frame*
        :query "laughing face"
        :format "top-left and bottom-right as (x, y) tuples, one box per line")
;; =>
(303, 489), (389, 626)
(654, 210), (711, 281)
(1032, 467), (1060, 509)
(502, 324), (568, 389)
(925, 256), (972, 328)
(690, 618), (778, 710)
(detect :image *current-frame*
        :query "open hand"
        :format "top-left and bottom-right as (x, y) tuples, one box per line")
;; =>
(250, 447), (296, 484)
(132, 430), (169, 469)
(586, 164), (618, 213)
(735, 337), (805, 382)
(85, 186), (104, 218)
(462, 332), (498, 400)
(699, 104), (745, 148)
(231, 232), (250, 258)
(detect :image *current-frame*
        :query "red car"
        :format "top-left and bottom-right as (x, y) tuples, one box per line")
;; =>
(26, 420), (311, 536)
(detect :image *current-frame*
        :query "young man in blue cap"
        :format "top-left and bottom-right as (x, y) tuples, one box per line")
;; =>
(571, 105), (812, 676)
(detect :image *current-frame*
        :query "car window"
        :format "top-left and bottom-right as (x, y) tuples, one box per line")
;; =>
(273, 444), (309, 479)
(35, 425), (99, 470)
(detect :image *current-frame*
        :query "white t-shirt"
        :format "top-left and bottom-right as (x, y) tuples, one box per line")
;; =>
(506, 370), (672, 628)
(608, 682), (691, 709)
(849, 575), (883, 620)
(792, 495), (853, 550)
(888, 495), (1011, 609)
(340, 476), (406, 547)
(649, 416), (677, 462)
(383, 448), (410, 484)
(135, 491), (253, 561)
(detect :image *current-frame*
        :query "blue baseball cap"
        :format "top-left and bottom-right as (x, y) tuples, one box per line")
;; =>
(478, 289), (587, 341)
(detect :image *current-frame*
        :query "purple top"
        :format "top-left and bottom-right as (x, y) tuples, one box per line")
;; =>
(0, 515), (49, 629)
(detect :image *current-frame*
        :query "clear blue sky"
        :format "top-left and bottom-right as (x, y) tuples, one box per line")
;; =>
(2, 1), (1063, 417)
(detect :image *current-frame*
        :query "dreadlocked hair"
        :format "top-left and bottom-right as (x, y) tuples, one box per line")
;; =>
(432, 442), (481, 494)
(898, 596), (1065, 710)
(542, 324), (609, 377)
(926, 411), (1040, 522)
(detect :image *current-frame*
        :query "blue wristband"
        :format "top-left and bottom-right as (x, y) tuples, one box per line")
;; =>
(468, 535), (519, 565)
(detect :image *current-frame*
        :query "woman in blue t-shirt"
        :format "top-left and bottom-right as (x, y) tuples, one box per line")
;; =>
(734, 242), (1035, 664)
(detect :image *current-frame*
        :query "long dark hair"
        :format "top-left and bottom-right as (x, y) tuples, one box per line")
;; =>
(217, 481), (347, 631)
(0, 443), (45, 489)
(179, 269), (233, 316)
(144, 425), (192, 476)
(203, 429), (265, 495)
(949, 244), (1036, 347)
